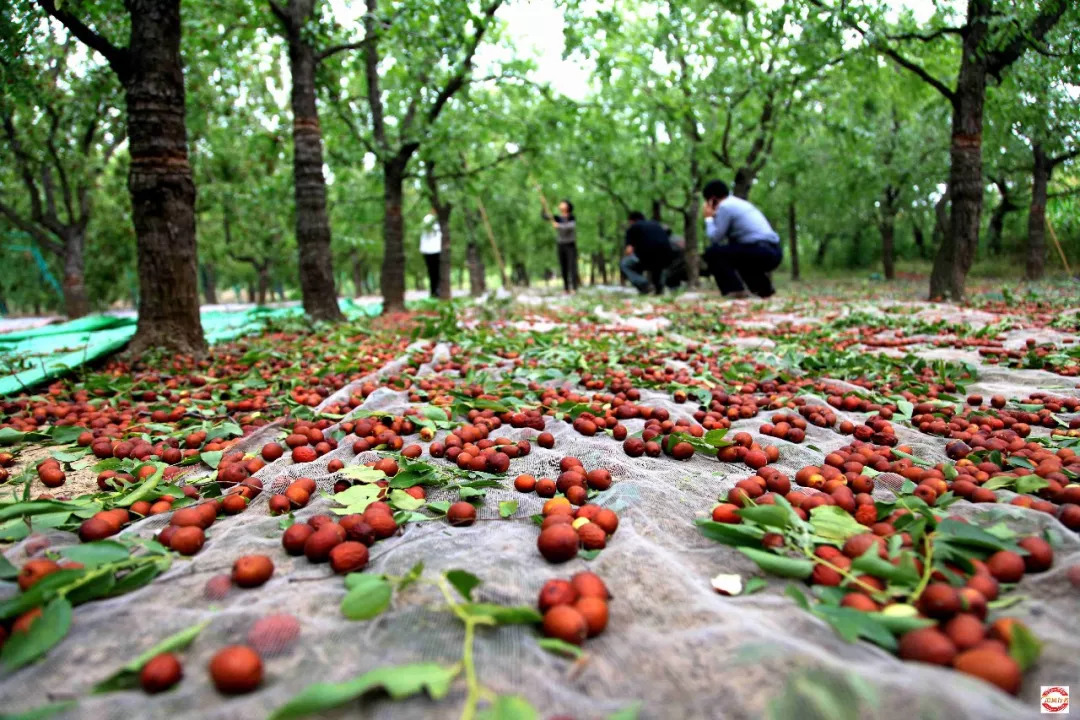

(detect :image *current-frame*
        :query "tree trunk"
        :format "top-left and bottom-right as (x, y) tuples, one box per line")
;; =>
(912, 223), (926, 259)
(732, 166), (756, 200)
(595, 251), (608, 284)
(352, 256), (366, 296)
(879, 186), (899, 281)
(61, 229), (89, 318)
(466, 241), (485, 296)
(815, 234), (831, 266)
(436, 207), (453, 301)
(256, 265), (270, 305)
(125, 0), (206, 356)
(285, 5), (343, 322)
(650, 199), (662, 222)
(380, 162), (407, 312)
(929, 4), (989, 301)
(787, 200), (799, 281)
(512, 261), (529, 287)
(200, 263), (218, 304)
(1026, 143), (1050, 281)
(931, 190), (950, 250)
(880, 217), (896, 280)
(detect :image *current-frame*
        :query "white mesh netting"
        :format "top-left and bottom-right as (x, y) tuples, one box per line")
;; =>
(2, 294), (1078, 720)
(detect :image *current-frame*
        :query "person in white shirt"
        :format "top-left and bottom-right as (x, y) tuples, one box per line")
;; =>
(419, 208), (442, 298)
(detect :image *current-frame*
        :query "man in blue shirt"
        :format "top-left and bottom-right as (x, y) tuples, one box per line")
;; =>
(701, 180), (782, 298)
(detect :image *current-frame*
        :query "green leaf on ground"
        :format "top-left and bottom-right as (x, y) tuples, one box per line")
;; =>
(268, 662), (460, 720)
(341, 574), (392, 620)
(0, 596), (73, 671)
(446, 569), (481, 600)
(93, 620), (210, 692)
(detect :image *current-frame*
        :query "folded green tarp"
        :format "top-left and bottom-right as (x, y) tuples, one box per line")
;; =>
(0, 299), (381, 396)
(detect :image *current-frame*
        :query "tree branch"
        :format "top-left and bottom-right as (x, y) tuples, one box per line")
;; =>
(0, 198), (63, 255)
(317, 40), (368, 63)
(422, 0), (504, 128)
(805, 0), (956, 102)
(267, 0), (290, 28)
(362, 0), (387, 151)
(36, 0), (130, 81)
(884, 27), (963, 43)
(987, 1), (1069, 79)
(430, 146), (530, 182)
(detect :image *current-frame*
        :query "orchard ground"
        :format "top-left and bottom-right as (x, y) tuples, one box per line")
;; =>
(0, 276), (1079, 720)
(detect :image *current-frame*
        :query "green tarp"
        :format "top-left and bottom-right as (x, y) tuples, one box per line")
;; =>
(0, 299), (381, 396)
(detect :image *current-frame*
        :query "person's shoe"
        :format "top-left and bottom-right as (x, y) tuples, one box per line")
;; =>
(727, 290), (751, 299)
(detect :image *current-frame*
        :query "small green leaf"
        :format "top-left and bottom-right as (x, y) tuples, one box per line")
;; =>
(58, 540), (130, 568)
(477, 695), (539, 720)
(340, 465), (387, 482)
(737, 504), (791, 529)
(537, 637), (584, 658)
(427, 501), (451, 515)
(200, 451), (223, 469)
(0, 700), (78, 720)
(446, 569), (481, 600)
(341, 574), (392, 620)
(388, 489), (425, 511)
(268, 662), (461, 720)
(809, 506), (865, 542)
(499, 500), (518, 518)
(738, 547), (813, 579)
(396, 562), (424, 590)
(743, 577), (767, 595)
(1009, 621), (1043, 671)
(578, 549), (601, 561)
(1, 596), (73, 670)
(0, 552), (16, 580)
(606, 702), (643, 720)
(695, 518), (766, 547)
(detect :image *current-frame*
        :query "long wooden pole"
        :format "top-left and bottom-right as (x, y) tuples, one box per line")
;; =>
(475, 200), (508, 288)
(1047, 218), (1073, 276)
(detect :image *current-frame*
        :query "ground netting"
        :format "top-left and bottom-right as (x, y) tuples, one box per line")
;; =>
(2, 291), (1079, 720)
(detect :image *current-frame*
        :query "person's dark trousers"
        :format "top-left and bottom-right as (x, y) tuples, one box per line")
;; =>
(704, 241), (782, 297)
(423, 252), (440, 297)
(621, 253), (667, 294)
(557, 243), (579, 292)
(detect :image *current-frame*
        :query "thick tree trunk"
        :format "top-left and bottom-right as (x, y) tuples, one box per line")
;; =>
(125, 0), (206, 356)
(285, 8), (343, 322)
(929, 4), (989, 301)
(466, 241), (485, 296)
(61, 229), (89, 318)
(381, 163), (407, 312)
(1026, 143), (1050, 281)
(787, 200), (799, 281)
(200, 263), (218, 304)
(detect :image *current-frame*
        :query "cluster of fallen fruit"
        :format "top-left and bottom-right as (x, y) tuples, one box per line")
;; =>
(1, 298), (1079, 715)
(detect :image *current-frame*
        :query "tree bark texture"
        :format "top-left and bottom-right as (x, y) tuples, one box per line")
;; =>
(124, 0), (206, 355)
(1026, 143), (1049, 280)
(787, 200), (799, 281)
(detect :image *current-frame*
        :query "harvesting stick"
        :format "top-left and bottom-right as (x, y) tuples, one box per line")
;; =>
(1047, 218), (1074, 277)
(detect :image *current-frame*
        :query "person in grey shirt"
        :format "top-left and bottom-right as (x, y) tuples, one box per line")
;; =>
(539, 194), (579, 293)
(701, 179), (782, 298)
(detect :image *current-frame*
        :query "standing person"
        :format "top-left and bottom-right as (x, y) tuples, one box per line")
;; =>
(419, 208), (441, 298)
(701, 180), (782, 298)
(539, 193), (579, 293)
(621, 211), (674, 294)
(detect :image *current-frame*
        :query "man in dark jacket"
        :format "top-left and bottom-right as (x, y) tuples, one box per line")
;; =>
(621, 211), (675, 294)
